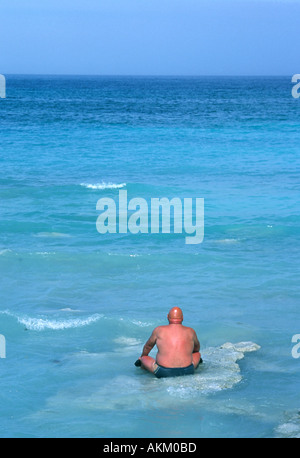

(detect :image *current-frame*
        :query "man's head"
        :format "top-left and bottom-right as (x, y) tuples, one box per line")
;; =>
(167, 306), (183, 324)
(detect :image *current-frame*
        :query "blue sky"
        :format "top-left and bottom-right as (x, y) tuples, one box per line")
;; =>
(1, 0), (299, 75)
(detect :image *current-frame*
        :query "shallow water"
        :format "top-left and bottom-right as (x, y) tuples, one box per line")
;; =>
(0, 76), (299, 437)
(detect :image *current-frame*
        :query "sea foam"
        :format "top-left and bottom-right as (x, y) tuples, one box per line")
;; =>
(80, 182), (126, 190)
(0, 249), (12, 255)
(275, 411), (300, 438)
(0, 310), (103, 331)
(19, 314), (103, 331)
(32, 341), (261, 416)
(164, 341), (261, 398)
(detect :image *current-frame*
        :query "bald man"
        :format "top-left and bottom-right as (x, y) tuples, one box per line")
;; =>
(137, 307), (201, 378)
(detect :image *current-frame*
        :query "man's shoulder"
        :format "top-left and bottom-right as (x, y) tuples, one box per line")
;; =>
(182, 325), (197, 334)
(152, 325), (168, 334)
(154, 325), (169, 331)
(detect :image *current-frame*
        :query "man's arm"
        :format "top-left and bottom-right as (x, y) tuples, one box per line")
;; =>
(192, 330), (200, 353)
(141, 328), (158, 357)
(191, 330), (201, 369)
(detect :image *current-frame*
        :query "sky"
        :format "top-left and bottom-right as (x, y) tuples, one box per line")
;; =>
(0, 0), (299, 75)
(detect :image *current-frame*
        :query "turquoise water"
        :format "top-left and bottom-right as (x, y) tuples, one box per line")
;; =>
(0, 75), (299, 438)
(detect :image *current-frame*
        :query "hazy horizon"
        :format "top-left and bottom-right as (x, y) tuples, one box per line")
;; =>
(1, 0), (299, 76)
(3, 73), (294, 78)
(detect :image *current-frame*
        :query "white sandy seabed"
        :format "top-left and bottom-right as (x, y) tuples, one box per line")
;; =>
(29, 342), (260, 414)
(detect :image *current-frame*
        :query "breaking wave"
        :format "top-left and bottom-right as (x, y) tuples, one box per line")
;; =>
(0, 310), (103, 331)
(80, 182), (126, 190)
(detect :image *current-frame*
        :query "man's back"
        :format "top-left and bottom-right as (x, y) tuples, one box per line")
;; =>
(154, 324), (197, 367)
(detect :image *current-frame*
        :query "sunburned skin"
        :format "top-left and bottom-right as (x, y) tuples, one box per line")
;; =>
(138, 307), (201, 375)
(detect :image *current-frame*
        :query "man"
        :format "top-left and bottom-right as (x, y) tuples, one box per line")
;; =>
(136, 307), (202, 378)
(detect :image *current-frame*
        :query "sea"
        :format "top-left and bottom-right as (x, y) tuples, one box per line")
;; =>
(0, 75), (299, 438)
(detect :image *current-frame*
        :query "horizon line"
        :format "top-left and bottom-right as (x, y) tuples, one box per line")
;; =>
(2, 73), (293, 78)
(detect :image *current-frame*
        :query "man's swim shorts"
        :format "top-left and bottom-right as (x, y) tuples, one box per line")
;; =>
(154, 364), (195, 378)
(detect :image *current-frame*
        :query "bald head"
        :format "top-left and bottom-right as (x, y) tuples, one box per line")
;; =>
(168, 307), (183, 324)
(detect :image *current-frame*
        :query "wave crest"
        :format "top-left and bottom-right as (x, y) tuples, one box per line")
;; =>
(0, 310), (103, 331)
(80, 182), (126, 190)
